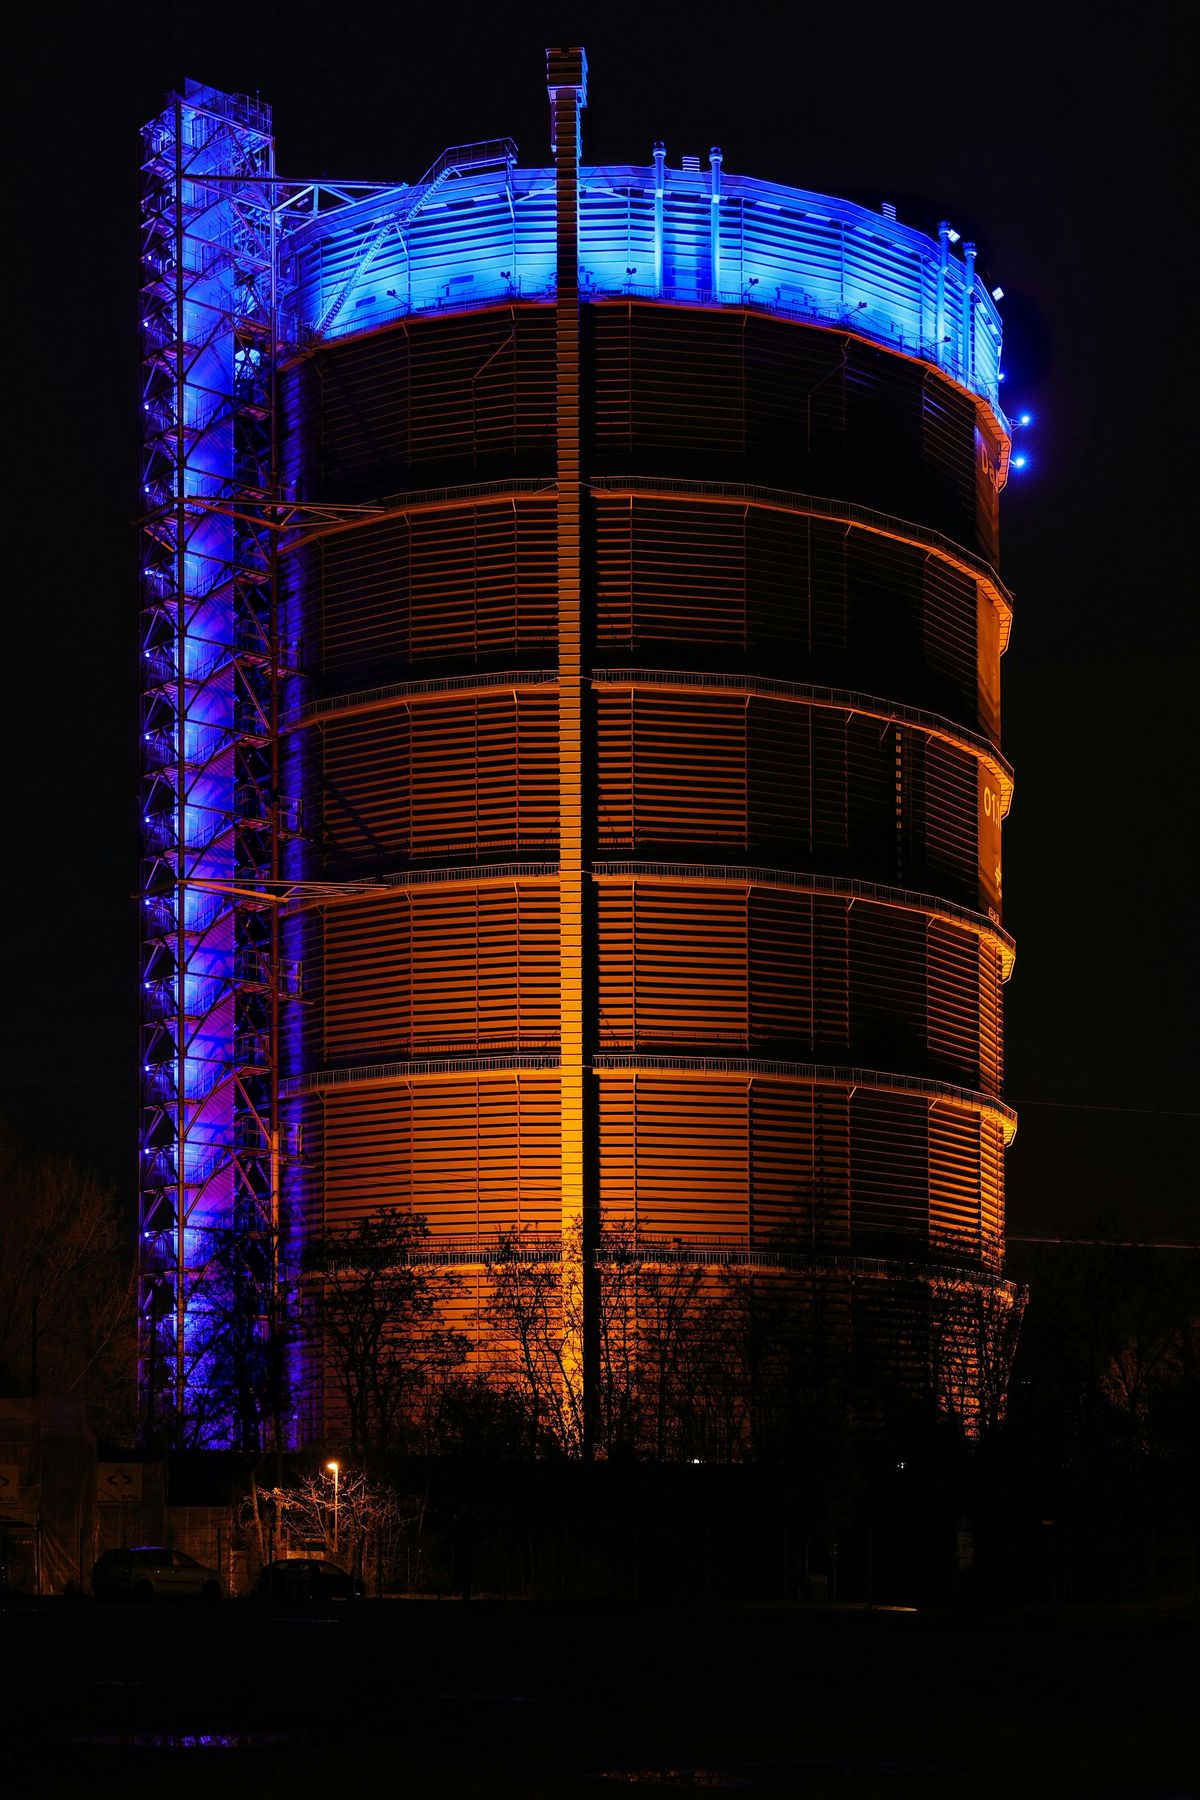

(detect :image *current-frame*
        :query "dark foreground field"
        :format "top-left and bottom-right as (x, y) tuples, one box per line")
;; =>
(3, 1596), (1196, 1799)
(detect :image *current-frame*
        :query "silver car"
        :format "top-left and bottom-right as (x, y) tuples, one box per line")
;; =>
(92, 1545), (224, 1601)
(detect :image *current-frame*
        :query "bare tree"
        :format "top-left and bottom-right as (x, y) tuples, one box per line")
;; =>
(304, 1209), (469, 1463)
(484, 1229), (584, 1456)
(929, 1273), (1025, 1438)
(484, 1226), (749, 1462)
(0, 1131), (135, 1440)
(253, 1467), (419, 1592)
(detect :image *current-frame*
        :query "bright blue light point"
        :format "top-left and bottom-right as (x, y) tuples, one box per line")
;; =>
(1012, 453), (1028, 469)
(1018, 412), (1032, 426)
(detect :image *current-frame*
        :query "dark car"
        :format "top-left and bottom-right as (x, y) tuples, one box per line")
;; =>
(92, 1546), (224, 1601)
(257, 1558), (364, 1603)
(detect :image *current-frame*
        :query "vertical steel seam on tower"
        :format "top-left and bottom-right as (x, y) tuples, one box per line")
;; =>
(548, 46), (594, 1447)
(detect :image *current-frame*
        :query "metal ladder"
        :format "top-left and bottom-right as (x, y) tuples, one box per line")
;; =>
(314, 137), (517, 335)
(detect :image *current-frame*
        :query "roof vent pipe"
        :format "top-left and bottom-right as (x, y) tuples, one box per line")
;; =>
(962, 242), (977, 384)
(709, 147), (723, 297)
(653, 141), (666, 292)
(935, 220), (951, 364)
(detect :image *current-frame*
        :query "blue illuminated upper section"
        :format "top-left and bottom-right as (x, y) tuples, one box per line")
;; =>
(284, 158), (1006, 429)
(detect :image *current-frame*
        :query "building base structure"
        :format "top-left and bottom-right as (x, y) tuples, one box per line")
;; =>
(139, 50), (1021, 1452)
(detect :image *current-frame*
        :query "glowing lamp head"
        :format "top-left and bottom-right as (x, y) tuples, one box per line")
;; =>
(1012, 453), (1028, 469)
(326, 1460), (339, 1474)
(1018, 412), (1032, 426)
(991, 285), (1004, 300)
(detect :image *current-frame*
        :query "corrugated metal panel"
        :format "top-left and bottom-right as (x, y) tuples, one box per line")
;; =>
(978, 942), (1004, 1097)
(315, 689), (558, 869)
(851, 1090), (928, 1244)
(314, 498), (557, 685)
(928, 1102), (982, 1259)
(596, 688), (987, 891)
(590, 305), (990, 549)
(316, 308), (555, 497)
(312, 883), (559, 1061)
(597, 1076), (751, 1239)
(927, 919), (980, 1088)
(322, 1075), (561, 1238)
(980, 1116), (1005, 1269)
(750, 888), (815, 1051)
(850, 904), (926, 1071)
(921, 736), (980, 907)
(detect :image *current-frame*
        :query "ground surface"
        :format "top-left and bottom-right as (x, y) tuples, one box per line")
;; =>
(3, 1596), (1196, 1798)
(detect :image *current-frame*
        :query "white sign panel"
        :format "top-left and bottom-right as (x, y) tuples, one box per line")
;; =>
(0, 1465), (20, 1506)
(98, 1463), (143, 1504)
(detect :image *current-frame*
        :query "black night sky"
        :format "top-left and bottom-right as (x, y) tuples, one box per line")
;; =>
(7, 1), (1195, 1244)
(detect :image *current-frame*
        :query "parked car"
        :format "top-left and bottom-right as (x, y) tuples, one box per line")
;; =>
(91, 1546), (224, 1602)
(257, 1558), (364, 1603)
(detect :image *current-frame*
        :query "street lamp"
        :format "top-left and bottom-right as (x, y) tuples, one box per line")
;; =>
(326, 1460), (340, 1552)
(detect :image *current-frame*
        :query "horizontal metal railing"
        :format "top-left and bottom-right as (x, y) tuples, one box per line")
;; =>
(387, 1231), (1018, 1293)
(282, 1047), (1014, 1136)
(588, 475), (1014, 638)
(373, 475), (556, 515)
(592, 667), (1012, 797)
(592, 1052), (1017, 1135)
(282, 1051), (560, 1095)
(278, 477), (557, 550)
(297, 667), (556, 726)
(592, 861), (1015, 966)
(587, 280), (994, 404)
(315, 281), (557, 343)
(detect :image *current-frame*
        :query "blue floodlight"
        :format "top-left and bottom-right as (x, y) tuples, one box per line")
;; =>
(1011, 453), (1028, 469)
(991, 286), (1004, 300)
(1018, 412), (1032, 426)
(947, 226), (961, 244)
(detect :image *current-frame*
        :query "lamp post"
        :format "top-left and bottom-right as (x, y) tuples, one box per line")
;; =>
(326, 1460), (340, 1553)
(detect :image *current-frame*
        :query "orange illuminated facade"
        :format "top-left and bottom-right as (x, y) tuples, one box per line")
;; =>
(247, 48), (1022, 1442)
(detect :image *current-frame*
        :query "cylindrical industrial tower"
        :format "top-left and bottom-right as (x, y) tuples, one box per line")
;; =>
(139, 52), (1018, 1446)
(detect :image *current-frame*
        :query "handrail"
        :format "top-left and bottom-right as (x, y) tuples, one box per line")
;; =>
(274, 862), (560, 914)
(282, 1052), (560, 1095)
(392, 1231), (1019, 1293)
(283, 1047), (1015, 1138)
(593, 1051), (1016, 1140)
(315, 138), (518, 336)
(593, 667), (1012, 805)
(294, 667), (556, 728)
(588, 475), (1014, 649)
(592, 860), (1014, 973)
(280, 477), (557, 551)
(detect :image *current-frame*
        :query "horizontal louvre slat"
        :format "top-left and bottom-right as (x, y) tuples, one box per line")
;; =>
(590, 304), (990, 550)
(323, 1077), (561, 1238)
(315, 690), (558, 868)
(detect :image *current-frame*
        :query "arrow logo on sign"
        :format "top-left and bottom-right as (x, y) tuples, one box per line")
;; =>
(105, 1469), (134, 1491)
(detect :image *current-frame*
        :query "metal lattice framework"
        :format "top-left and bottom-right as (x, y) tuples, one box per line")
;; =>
(138, 83), (292, 1439)
(137, 87), (529, 1439)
